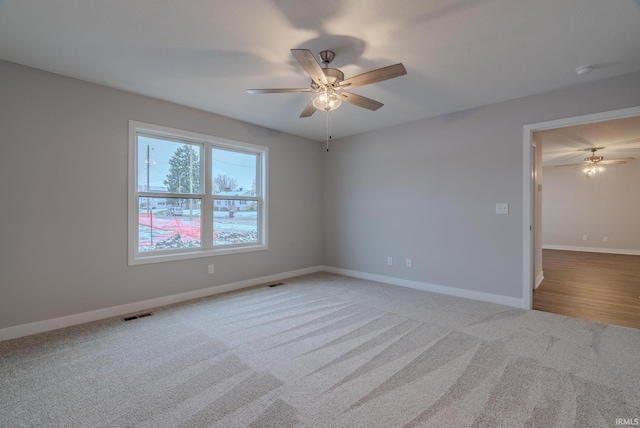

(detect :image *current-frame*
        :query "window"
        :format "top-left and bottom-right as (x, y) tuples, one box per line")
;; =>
(129, 121), (268, 264)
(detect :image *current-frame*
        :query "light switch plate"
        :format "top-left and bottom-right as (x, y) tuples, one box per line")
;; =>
(496, 203), (509, 214)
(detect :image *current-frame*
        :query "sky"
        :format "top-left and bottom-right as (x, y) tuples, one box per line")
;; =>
(137, 135), (256, 192)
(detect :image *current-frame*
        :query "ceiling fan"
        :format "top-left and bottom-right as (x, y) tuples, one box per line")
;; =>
(554, 147), (636, 177)
(247, 49), (407, 117)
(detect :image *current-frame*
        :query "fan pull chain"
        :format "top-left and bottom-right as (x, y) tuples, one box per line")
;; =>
(326, 110), (332, 152)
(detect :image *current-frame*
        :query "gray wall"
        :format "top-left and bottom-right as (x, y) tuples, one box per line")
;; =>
(0, 60), (323, 329)
(322, 71), (640, 299)
(542, 161), (640, 251)
(2, 58), (640, 331)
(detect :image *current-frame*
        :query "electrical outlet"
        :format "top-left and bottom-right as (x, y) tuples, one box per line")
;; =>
(406, 258), (412, 268)
(603, 236), (608, 242)
(387, 257), (393, 266)
(208, 264), (215, 274)
(582, 235), (588, 241)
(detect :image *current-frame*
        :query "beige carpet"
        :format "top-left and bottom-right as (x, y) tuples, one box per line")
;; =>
(1, 272), (639, 427)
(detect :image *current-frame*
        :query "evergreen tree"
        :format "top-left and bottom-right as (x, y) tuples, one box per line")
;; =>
(164, 145), (200, 195)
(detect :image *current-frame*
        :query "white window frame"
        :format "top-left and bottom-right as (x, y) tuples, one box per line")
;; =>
(128, 121), (268, 265)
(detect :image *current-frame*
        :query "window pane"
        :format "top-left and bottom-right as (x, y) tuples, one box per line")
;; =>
(138, 197), (201, 252)
(138, 135), (201, 194)
(130, 122), (268, 264)
(213, 199), (258, 246)
(212, 148), (257, 196)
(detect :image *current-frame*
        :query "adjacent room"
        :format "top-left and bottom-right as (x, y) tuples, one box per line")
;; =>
(1, 1), (640, 427)
(533, 116), (640, 329)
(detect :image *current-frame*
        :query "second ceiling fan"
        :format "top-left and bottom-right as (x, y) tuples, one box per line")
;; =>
(247, 49), (407, 117)
(555, 147), (636, 177)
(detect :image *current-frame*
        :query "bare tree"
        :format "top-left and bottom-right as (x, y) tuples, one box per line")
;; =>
(213, 174), (237, 194)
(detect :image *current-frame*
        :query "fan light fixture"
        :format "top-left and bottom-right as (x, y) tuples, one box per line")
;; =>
(583, 162), (605, 178)
(583, 148), (605, 177)
(312, 89), (342, 111)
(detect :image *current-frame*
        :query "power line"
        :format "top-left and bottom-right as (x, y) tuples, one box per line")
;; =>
(213, 159), (254, 168)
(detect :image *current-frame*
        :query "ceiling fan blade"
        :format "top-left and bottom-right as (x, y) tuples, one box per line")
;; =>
(291, 49), (328, 86)
(554, 163), (583, 167)
(340, 63), (407, 88)
(299, 102), (316, 118)
(603, 156), (636, 161)
(554, 156), (636, 167)
(247, 88), (312, 94)
(341, 92), (384, 111)
(600, 159), (631, 165)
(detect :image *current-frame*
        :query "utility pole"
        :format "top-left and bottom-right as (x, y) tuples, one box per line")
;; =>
(189, 145), (193, 220)
(147, 144), (153, 245)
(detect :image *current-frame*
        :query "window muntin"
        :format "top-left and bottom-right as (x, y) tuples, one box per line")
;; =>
(129, 121), (267, 264)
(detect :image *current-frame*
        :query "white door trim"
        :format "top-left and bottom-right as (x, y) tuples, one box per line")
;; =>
(522, 106), (640, 309)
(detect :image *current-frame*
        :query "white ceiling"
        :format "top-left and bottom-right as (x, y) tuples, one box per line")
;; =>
(1, 0), (640, 141)
(537, 115), (640, 167)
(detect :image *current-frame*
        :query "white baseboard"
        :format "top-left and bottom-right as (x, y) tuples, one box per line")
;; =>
(321, 266), (523, 308)
(534, 271), (544, 289)
(1, 264), (529, 342)
(542, 245), (640, 256)
(0, 265), (323, 342)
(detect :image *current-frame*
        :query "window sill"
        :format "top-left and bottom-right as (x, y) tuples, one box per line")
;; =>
(128, 243), (268, 266)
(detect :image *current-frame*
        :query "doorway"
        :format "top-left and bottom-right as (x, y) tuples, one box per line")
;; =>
(522, 106), (640, 315)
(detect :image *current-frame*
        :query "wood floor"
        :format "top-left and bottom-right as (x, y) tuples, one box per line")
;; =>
(533, 249), (640, 329)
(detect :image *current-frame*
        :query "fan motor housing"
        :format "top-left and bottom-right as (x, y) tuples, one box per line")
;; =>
(311, 68), (344, 89)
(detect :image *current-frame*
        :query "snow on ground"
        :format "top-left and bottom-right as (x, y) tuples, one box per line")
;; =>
(139, 215), (257, 251)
